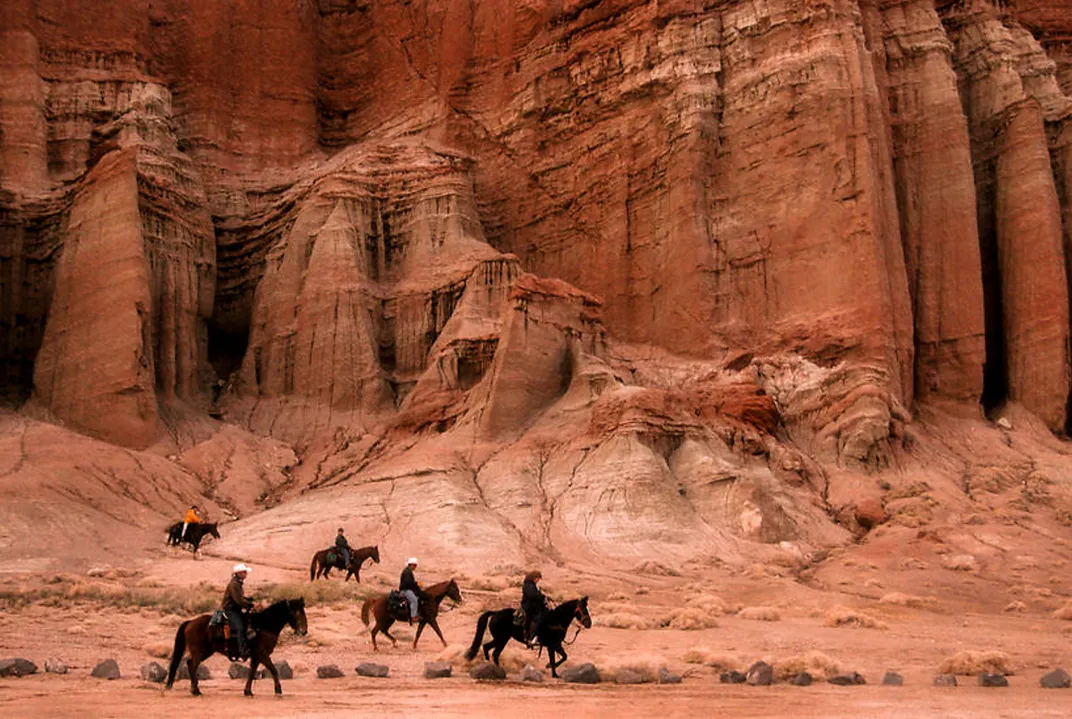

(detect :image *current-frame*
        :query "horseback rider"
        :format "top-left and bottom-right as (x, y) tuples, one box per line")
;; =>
(334, 528), (351, 570)
(222, 563), (254, 660)
(521, 570), (548, 646)
(181, 504), (201, 542)
(399, 558), (421, 624)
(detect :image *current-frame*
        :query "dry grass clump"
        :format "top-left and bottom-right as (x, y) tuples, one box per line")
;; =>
(0, 579), (220, 615)
(823, 605), (888, 629)
(632, 560), (681, 577)
(687, 594), (728, 616)
(878, 592), (940, 610)
(937, 650), (1014, 676)
(261, 581), (373, 606)
(598, 612), (654, 629)
(774, 651), (842, 681)
(681, 648), (743, 672)
(738, 606), (781, 622)
(144, 641), (172, 658)
(467, 575), (514, 592)
(595, 653), (669, 683)
(1052, 600), (1072, 620)
(664, 607), (719, 630)
(1003, 601), (1027, 613)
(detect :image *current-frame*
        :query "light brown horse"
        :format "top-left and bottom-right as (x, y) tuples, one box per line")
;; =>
(165, 598), (307, 696)
(360, 578), (462, 650)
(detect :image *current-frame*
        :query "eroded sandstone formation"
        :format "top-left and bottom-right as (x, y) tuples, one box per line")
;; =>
(3, 0), (1072, 567)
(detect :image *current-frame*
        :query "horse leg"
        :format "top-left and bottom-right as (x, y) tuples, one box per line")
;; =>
(427, 617), (447, 647)
(245, 656), (258, 697)
(370, 624), (379, 651)
(188, 656), (202, 696)
(413, 621), (425, 649)
(492, 636), (507, 666)
(261, 655), (282, 695)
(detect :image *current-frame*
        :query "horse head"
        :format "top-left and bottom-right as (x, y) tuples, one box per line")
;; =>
(445, 578), (463, 604)
(575, 596), (592, 628)
(371, 546), (380, 564)
(206, 523), (221, 539)
(287, 597), (308, 636)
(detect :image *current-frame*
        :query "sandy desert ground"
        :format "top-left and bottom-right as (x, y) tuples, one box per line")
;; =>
(3, 549), (1072, 718)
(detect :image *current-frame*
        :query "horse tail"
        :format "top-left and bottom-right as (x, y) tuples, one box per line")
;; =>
(310, 552), (319, 581)
(165, 620), (189, 688)
(465, 610), (494, 661)
(361, 597), (374, 628)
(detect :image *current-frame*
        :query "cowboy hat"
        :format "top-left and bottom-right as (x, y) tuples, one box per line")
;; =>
(407, 557), (418, 566)
(232, 563), (252, 574)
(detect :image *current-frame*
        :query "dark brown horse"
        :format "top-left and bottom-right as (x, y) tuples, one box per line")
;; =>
(165, 598), (307, 696)
(465, 597), (591, 678)
(165, 522), (220, 553)
(309, 544), (380, 581)
(360, 578), (462, 650)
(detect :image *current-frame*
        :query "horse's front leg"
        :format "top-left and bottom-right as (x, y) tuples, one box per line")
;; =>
(245, 657), (259, 696)
(188, 657), (202, 696)
(427, 617), (447, 647)
(261, 655), (282, 695)
(413, 620), (426, 649)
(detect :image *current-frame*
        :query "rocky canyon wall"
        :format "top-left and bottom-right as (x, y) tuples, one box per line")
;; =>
(2, 0), (1072, 563)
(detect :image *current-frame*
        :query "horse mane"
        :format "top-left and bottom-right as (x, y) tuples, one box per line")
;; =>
(422, 578), (456, 597)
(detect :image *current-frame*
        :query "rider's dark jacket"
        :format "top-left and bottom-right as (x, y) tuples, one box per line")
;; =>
(521, 578), (546, 618)
(223, 575), (254, 613)
(400, 566), (419, 593)
(335, 534), (350, 551)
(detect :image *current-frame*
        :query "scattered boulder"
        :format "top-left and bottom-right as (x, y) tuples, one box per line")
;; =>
(828, 672), (866, 686)
(657, 667), (682, 684)
(978, 673), (1008, 687)
(91, 659), (121, 680)
(933, 674), (957, 687)
(791, 672), (812, 686)
(615, 669), (645, 685)
(1041, 668), (1071, 689)
(44, 659), (68, 675)
(561, 663), (601, 684)
(356, 662), (390, 678)
(254, 660), (294, 680)
(521, 665), (544, 682)
(0, 658), (38, 677)
(746, 661), (774, 686)
(140, 662), (167, 683)
(469, 662), (507, 681)
(882, 671), (904, 686)
(317, 664), (344, 679)
(424, 661), (453, 679)
(855, 499), (887, 530)
(720, 670), (747, 684)
(229, 663), (249, 680)
(177, 662), (211, 681)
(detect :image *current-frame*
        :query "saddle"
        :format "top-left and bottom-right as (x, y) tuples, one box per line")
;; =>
(208, 610), (226, 626)
(513, 608), (527, 626)
(325, 549), (338, 567)
(386, 590), (407, 616)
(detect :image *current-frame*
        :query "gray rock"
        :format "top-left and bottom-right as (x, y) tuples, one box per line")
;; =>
(882, 671), (904, 686)
(44, 659), (67, 675)
(469, 662), (507, 680)
(978, 673), (1008, 687)
(91, 659), (121, 680)
(356, 662), (390, 678)
(317, 664), (344, 679)
(1041, 668), (1071, 689)
(254, 660), (293, 680)
(139, 662), (167, 683)
(176, 662), (210, 681)
(614, 669), (645, 685)
(720, 670), (747, 684)
(828, 672), (866, 686)
(791, 672), (812, 686)
(746, 661), (774, 686)
(229, 662), (249, 680)
(561, 663), (601, 684)
(521, 665), (543, 682)
(424, 661), (453, 679)
(657, 667), (682, 684)
(0, 658), (38, 677)
(933, 674), (957, 687)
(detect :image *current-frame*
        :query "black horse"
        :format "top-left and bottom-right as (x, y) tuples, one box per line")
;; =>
(166, 522), (220, 552)
(465, 597), (591, 677)
(166, 598), (308, 696)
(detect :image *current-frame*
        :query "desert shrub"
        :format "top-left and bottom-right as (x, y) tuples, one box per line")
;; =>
(738, 606), (781, 621)
(878, 592), (940, 610)
(823, 605), (888, 629)
(773, 651), (842, 681)
(937, 650), (1013, 676)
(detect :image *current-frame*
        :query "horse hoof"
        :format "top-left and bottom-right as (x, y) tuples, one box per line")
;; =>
(244, 690), (253, 697)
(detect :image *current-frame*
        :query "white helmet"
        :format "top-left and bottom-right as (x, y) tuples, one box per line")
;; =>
(407, 557), (418, 566)
(233, 563), (251, 574)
